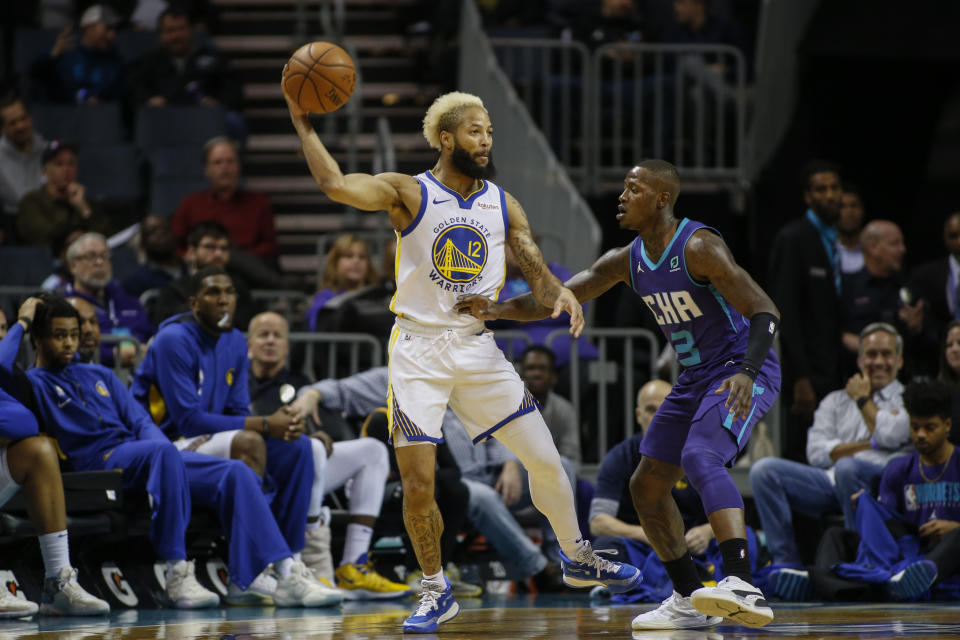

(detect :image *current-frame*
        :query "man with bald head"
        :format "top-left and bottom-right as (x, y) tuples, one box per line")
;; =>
(841, 220), (925, 378)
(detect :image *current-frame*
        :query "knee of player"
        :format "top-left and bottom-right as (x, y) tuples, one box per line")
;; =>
(400, 472), (435, 506)
(232, 429), (267, 460)
(12, 435), (60, 471)
(679, 445), (724, 485)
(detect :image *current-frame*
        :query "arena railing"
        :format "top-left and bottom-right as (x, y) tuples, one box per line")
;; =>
(458, 0), (601, 275)
(289, 331), (383, 380)
(487, 39), (748, 196)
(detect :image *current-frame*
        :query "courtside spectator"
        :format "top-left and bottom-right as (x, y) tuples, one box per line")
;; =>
(32, 6), (126, 104)
(750, 323), (913, 566)
(63, 232), (153, 367)
(150, 221), (254, 327)
(123, 214), (189, 298)
(0, 98), (46, 220)
(17, 141), (110, 247)
(171, 137), (277, 260)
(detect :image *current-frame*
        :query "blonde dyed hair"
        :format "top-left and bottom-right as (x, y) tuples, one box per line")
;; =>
(321, 234), (379, 290)
(422, 92), (486, 150)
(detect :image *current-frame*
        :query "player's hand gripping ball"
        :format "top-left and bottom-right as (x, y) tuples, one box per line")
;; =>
(282, 42), (356, 114)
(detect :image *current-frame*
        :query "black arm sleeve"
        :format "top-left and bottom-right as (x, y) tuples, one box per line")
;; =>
(738, 312), (779, 380)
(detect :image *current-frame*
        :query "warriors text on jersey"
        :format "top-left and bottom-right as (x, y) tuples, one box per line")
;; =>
(629, 218), (777, 370)
(391, 170), (509, 329)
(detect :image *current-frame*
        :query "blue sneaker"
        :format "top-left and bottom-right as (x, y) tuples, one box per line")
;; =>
(560, 541), (643, 593)
(402, 577), (460, 633)
(887, 560), (937, 601)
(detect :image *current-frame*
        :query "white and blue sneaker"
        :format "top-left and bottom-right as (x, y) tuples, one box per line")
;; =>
(560, 541), (643, 593)
(887, 560), (937, 601)
(402, 577), (459, 634)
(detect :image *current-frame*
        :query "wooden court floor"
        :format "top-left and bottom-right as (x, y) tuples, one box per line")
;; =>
(3, 594), (960, 639)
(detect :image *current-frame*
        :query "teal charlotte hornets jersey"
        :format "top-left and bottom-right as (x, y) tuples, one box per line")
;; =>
(391, 170), (509, 328)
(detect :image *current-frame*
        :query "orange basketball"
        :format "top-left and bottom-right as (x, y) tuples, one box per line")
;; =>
(282, 42), (356, 114)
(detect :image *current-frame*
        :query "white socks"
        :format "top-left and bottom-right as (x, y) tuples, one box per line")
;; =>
(276, 557), (294, 579)
(340, 523), (374, 566)
(38, 530), (70, 579)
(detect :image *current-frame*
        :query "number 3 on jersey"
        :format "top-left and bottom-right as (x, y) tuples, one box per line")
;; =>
(671, 330), (701, 366)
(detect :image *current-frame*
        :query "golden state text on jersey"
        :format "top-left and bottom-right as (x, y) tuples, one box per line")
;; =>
(391, 171), (509, 328)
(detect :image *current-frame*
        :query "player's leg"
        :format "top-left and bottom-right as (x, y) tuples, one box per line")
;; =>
(681, 372), (779, 627)
(180, 450), (341, 608)
(99, 439), (220, 609)
(629, 455), (723, 630)
(262, 436), (314, 555)
(302, 436), (333, 583)
(490, 412), (642, 592)
(3, 430), (106, 618)
(324, 437), (409, 600)
(450, 333), (640, 593)
(396, 436), (459, 633)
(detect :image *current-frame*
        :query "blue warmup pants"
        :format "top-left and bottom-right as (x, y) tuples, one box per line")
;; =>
(92, 440), (191, 562)
(180, 451), (291, 588)
(264, 437), (313, 554)
(87, 441), (293, 588)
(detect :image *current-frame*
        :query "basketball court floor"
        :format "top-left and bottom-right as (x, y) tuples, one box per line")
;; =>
(3, 594), (959, 639)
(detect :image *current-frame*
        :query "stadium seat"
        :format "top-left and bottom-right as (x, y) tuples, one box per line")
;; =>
(114, 29), (157, 63)
(31, 103), (126, 145)
(134, 106), (227, 155)
(78, 144), (142, 201)
(149, 147), (206, 180)
(12, 28), (56, 75)
(149, 176), (208, 217)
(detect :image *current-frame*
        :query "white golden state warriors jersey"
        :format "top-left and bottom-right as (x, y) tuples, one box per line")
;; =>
(391, 170), (508, 329)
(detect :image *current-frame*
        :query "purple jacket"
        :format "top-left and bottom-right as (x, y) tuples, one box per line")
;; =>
(65, 280), (155, 366)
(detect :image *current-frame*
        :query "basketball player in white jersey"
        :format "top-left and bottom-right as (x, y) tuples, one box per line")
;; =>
(284, 89), (642, 632)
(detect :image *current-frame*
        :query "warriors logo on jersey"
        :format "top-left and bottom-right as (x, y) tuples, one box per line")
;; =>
(432, 224), (487, 284)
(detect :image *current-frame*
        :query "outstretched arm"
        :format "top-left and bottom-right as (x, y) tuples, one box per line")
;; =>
(503, 192), (584, 335)
(284, 89), (417, 230)
(455, 245), (630, 324)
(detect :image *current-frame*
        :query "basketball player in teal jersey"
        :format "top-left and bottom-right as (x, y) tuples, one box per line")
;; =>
(458, 160), (781, 629)
(284, 89), (643, 633)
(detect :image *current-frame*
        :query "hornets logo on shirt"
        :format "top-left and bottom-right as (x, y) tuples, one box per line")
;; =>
(430, 224), (487, 288)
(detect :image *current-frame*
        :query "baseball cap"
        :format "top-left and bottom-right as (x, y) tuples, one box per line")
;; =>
(42, 140), (78, 165)
(80, 4), (121, 28)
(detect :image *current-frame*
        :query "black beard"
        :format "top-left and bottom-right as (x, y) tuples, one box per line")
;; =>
(452, 145), (496, 180)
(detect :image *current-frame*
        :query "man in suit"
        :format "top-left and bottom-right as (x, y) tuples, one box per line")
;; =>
(910, 212), (960, 376)
(768, 160), (844, 460)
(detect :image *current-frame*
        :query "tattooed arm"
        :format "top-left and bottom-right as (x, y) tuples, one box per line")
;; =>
(500, 191), (585, 335)
(455, 245), (630, 326)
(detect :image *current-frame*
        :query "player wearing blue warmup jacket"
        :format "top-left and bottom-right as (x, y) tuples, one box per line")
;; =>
(0, 298), (108, 618)
(130, 267), (318, 569)
(27, 294), (340, 608)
